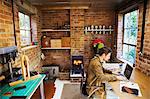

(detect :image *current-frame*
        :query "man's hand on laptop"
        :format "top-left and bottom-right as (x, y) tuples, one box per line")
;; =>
(116, 76), (126, 81)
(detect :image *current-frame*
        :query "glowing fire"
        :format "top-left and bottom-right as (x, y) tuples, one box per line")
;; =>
(73, 60), (82, 65)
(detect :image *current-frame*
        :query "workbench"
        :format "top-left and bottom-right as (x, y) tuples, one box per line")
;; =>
(0, 74), (45, 99)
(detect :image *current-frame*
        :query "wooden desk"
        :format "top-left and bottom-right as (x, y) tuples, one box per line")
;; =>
(110, 69), (150, 99)
(1, 74), (45, 99)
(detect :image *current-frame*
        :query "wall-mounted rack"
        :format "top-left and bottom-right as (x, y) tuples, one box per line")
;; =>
(41, 25), (114, 35)
(84, 25), (114, 34)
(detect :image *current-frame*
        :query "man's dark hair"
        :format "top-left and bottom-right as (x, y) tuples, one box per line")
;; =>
(98, 47), (112, 56)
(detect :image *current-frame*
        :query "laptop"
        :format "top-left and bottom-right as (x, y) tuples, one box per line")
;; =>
(103, 63), (133, 80)
(118, 63), (133, 80)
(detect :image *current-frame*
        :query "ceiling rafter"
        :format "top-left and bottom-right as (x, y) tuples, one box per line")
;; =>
(29, 0), (126, 10)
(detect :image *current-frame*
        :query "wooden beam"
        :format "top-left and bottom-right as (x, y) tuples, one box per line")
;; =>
(40, 6), (89, 10)
(31, 2), (91, 6)
(140, 0), (148, 53)
(117, 0), (143, 12)
(15, 0), (38, 14)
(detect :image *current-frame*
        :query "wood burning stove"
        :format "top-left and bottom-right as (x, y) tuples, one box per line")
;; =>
(70, 56), (85, 82)
(71, 56), (83, 74)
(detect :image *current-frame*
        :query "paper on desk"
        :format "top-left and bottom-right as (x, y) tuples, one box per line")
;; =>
(105, 82), (120, 99)
(103, 63), (126, 73)
(120, 81), (142, 97)
(106, 90), (120, 99)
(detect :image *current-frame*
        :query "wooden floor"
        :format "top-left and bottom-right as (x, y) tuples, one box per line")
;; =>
(31, 80), (56, 99)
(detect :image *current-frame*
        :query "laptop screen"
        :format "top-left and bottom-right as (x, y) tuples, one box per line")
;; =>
(124, 64), (133, 80)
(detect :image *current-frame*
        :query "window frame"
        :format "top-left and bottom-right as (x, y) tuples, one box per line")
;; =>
(19, 12), (32, 47)
(122, 9), (139, 63)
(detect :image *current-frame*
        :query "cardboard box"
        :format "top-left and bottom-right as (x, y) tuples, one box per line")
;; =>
(61, 37), (71, 47)
(51, 39), (61, 48)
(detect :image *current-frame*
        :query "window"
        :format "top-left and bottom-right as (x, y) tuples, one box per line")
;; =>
(19, 12), (31, 46)
(123, 10), (138, 63)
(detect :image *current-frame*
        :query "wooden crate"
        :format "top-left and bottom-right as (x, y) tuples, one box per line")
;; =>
(51, 39), (61, 48)
(61, 37), (71, 47)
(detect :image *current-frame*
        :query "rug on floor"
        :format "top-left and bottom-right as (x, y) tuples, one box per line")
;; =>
(61, 83), (87, 99)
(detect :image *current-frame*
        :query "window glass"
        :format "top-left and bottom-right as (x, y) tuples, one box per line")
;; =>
(123, 10), (138, 63)
(19, 12), (31, 46)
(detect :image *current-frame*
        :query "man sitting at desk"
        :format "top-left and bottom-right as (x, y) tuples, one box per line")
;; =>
(86, 47), (125, 98)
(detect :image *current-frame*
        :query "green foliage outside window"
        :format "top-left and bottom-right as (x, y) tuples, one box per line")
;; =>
(123, 10), (138, 63)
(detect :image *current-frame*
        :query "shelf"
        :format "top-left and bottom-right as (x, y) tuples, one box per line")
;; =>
(41, 29), (113, 32)
(41, 29), (70, 32)
(41, 47), (71, 50)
